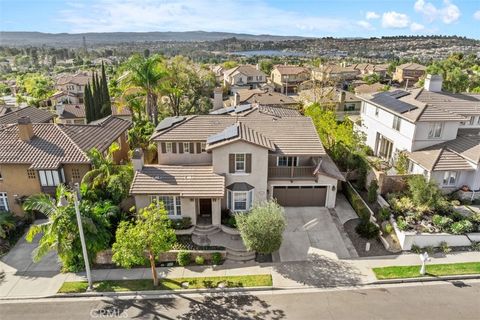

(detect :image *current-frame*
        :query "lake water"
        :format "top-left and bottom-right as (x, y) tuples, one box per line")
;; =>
(231, 50), (310, 57)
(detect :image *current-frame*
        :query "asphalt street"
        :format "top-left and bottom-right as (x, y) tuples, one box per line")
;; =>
(1, 280), (479, 320)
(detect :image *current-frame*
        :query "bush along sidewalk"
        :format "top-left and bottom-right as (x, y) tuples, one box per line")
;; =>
(58, 274), (273, 293)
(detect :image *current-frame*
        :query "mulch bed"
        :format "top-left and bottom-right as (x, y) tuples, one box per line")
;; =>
(344, 218), (396, 257)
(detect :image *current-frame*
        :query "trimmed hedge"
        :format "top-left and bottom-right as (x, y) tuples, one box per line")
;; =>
(343, 182), (371, 221)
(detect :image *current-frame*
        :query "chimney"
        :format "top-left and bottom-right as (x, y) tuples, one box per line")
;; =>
(424, 74), (443, 92)
(56, 102), (65, 115)
(18, 116), (34, 142)
(255, 63), (260, 71)
(233, 92), (240, 106)
(132, 148), (144, 172)
(339, 90), (346, 103)
(213, 87), (223, 110)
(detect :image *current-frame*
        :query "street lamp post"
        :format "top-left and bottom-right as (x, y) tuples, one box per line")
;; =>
(72, 190), (93, 291)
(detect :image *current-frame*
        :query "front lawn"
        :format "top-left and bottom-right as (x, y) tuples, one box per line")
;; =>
(373, 262), (480, 279)
(58, 274), (272, 293)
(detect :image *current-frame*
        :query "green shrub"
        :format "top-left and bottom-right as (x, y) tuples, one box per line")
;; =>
(411, 244), (422, 253)
(471, 241), (480, 251)
(449, 220), (474, 235)
(227, 216), (237, 228)
(367, 181), (378, 203)
(211, 252), (222, 265)
(407, 175), (445, 209)
(176, 250), (191, 266)
(0, 211), (15, 239)
(171, 217), (192, 230)
(384, 222), (393, 234)
(432, 215), (453, 231)
(378, 208), (391, 221)
(439, 241), (451, 254)
(423, 246), (435, 255)
(394, 151), (409, 174)
(355, 220), (380, 239)
(450, 211), (465, 222)
(469, 212), (480, 224)
(396, 217), (408, 231)
(450, 199), (461, 206)
(194, 255), (205, 265)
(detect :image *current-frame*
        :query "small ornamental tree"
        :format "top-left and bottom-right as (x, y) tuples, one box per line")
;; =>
(112, 202), (176, 286)
(236, 201), (286, 255)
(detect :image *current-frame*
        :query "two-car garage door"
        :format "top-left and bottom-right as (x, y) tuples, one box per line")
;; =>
(273, 186), (327, 207)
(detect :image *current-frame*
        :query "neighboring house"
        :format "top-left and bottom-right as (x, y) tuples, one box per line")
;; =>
(55, 72), (90, 96)
(223, 65), (267, 91)
(210, 103), (301, 117)
(297, 87), (361, 120)
(392, 63), (426, 85)
(224, 87), (298, 108)
(0, 116), (131, 215)
(312, 64), (359, 82)
(0, 106), (54, 126)
(357, 74), (480, 192)
(130, 109), (344, 226)
(55, 103), (132, 124)
(271, 65), (310, 94)
(354, 64), (388, 78)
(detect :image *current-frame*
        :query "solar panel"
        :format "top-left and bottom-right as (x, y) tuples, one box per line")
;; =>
(156, 116), (186, 131)
(206, 123), (239, 144)
(387, 90), (410, 99)
(371, 93), (417, 114)
(234, 104), (253, 113)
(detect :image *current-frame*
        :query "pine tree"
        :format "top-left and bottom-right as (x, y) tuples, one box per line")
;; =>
(84, 83), (93, 123)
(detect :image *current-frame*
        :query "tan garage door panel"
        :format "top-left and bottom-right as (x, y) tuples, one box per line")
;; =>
(273, 186), (327, 207)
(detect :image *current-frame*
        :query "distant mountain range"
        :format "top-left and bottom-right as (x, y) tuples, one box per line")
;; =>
(0, 31), (308, 47)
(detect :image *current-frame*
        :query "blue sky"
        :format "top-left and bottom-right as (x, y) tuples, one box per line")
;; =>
(1, 0), (479, 38)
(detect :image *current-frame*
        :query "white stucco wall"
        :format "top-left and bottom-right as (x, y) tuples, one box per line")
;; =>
(157, 141), (212, 165)
(359, 101), (416, 154)
(212, 141), (269, 209)
(412, 122), (459, 151)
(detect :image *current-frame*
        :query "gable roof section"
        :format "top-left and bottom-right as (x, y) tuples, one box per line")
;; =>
(152, 115), (325, 156)
(0, 106), (54, 125)
(224, 65), (265, 78)
(206, 122), (275, 151)
(130, 165), (225, 197)
(274, 65), (309, 75)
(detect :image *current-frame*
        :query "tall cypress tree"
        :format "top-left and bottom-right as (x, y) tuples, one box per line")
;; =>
(101, 62), (112, 117)
(84, 83), (93, 123)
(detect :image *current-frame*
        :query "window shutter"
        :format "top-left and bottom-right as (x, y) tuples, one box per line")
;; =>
(161, 142), (166, 153)
(229, 154), (235, 173)
(179, 143), (184, 154)
(189, 142), (195, 154)
(246, 154), (252, 173)
(196, 142), (201, 154)
(172, 143), (177, 153)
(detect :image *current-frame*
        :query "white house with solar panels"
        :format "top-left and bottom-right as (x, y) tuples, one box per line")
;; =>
(129, 104), (345, 230)
(357, 74), (480, 193)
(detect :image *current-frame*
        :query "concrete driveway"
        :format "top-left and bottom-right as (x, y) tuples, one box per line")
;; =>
(278, 206), (352, 262)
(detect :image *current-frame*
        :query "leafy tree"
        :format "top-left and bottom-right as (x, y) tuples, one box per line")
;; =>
(236, 201), (286, 254)
(407, 176), (446, 210)
(112, 202), (176, 286)
(222, 60), (238, 69)
(259, 59), (274, 74)
(23, 186), (114, 272)
(363, 73), (381, 85)
(0, 211), (15, 239)
(81, 143), (133, 204)
(16, 73), (54, 101)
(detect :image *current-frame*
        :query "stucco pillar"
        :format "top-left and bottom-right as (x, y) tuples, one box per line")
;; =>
(212, 198), (221, 226)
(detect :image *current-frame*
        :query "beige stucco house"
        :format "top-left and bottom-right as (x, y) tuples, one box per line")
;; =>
(130, 106), (344, 226)
(393, 62), (426, 85)
(271, 65), (310, 94)
(0, 116), (131, 215)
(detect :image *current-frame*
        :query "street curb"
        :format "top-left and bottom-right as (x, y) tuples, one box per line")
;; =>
(370, 274), (480, 285)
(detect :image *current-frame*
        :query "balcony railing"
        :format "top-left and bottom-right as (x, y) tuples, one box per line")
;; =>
(268, 166), (317, 179)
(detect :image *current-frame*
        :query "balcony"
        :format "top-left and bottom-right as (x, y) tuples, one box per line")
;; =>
(268, 166), (317, 180)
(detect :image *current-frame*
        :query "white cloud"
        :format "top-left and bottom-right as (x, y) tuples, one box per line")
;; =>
(357, 20), (374, 30)
(58, 0), (349, 36)
(414, 0), (461, 24)
(474, 10), (480, 20)
(366, 11), (380, 20)
(410, 22), (425, 32)
(382, 11), (410, 28)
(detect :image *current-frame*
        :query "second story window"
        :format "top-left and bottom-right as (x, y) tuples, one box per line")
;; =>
(392, 116), (401, 131)
(183, 142), (190, 153)
(428, 122), (444, 138)
(442, 171), (458, 186)
(235, 154), (245, 172)
(277, 156), (298, 167)
(165, 142), (173, 153)
(38, 169), (64, 187)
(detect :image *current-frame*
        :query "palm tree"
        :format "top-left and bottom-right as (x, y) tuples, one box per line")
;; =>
(81, 143), (133, 204)
(23, 185), (114, 271)
(120, 54), (167, 125)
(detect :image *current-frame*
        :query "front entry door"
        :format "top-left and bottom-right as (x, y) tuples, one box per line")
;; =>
(198, 199), (212, 225)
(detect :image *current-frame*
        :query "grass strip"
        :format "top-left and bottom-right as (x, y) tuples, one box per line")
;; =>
(373, 262), (480, 280)
(58, 274), (272, 293)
